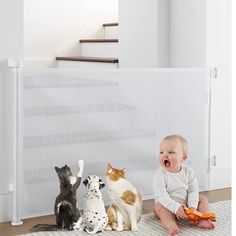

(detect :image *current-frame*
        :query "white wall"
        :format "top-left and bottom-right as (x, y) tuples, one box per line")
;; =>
(0, 0), (23, 222)
(118, 0), (159, 67)
(169, 0), (231, 189)
(24, 0), (118, 65)
(118, 0), (170, 68)
(169, 0), (206, 67)
(206, 0), (231, 189)
(157, 0), (170, 67)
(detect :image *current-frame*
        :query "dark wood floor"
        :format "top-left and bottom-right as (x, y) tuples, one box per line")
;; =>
(0, 188), (231, 236)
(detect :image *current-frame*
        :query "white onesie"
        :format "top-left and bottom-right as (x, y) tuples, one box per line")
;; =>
(153, 165), (199, 214)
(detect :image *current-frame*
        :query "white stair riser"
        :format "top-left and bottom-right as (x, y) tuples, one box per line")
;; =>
(81, 42), (118, 57)
(24, 111), (153, 137)
(58, 60), (118, 68)
(23, 138), (155, 170)
(104, 26), (119, 39)
(24, 86), (119, 108)
(24, 104), (135, 117)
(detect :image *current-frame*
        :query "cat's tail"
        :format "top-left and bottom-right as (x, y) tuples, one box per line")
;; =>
(31, 224), (60, 231)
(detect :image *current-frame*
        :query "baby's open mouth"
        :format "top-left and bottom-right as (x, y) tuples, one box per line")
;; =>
(164, 160), (171, 167)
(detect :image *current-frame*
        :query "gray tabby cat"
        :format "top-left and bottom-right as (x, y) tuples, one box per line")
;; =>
(31, 160), (84, 231)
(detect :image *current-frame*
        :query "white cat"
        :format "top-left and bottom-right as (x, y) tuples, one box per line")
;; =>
(106, 163), (142, 231)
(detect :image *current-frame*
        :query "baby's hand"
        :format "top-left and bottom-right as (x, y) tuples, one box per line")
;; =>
(176, 204), (188, 220)
(78, 160), (84, 169)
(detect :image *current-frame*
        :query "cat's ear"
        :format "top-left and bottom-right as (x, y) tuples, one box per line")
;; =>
(107, 163), (112, 170)
(55, 167), (60, 173)
(99, 178), (105, 189)
(83, 178), (89, 187)
(122, 168), (126, 173)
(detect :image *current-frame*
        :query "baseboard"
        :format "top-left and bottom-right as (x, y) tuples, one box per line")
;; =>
(0, 193), (12, 223)
(210, 166), (231, 190)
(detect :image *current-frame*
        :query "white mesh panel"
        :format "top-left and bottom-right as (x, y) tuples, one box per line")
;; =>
(20, 68), (210, 218)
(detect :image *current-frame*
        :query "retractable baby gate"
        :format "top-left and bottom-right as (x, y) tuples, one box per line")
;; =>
(9, 66), (211, 223)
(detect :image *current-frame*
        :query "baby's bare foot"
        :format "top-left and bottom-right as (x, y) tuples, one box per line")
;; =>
(197, 219), (215, 229)
(168, 228), (180, 236)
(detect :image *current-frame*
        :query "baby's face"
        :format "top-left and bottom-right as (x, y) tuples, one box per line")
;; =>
(159, 138), (187, 172)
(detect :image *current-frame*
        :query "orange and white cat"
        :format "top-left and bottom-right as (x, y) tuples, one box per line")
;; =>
(106, 163), (142, 231)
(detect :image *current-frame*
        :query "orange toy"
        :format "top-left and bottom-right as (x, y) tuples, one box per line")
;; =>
(184, 208), (216, 222)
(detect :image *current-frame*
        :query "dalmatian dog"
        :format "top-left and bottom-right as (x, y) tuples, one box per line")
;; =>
(83, 175), (108, 234)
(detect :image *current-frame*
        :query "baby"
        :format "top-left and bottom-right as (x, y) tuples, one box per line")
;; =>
(153, 134), (215, 236)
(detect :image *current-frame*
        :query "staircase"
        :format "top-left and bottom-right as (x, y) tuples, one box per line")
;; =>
(56, 23), (119, 68)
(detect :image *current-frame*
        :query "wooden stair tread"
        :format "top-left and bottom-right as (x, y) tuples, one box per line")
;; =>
(103, 23), (119, 27)
(56, 56), (118, 63)
(79, 39), (118, 43)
